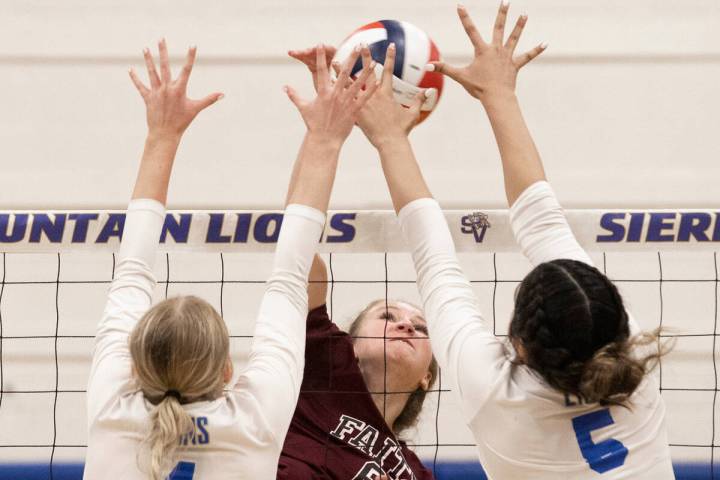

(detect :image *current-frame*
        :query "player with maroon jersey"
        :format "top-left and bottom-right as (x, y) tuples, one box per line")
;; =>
(279, 45), (437, 480)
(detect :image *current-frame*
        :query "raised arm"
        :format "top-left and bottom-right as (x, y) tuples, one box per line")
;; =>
(235, 45), (379, 436)
(349, 44), (506, 418)
(87, 40), (222, 422)
(432, 5), (594, 268)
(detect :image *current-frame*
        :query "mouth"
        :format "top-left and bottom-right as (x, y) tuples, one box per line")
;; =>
(391, 338), (415, 350)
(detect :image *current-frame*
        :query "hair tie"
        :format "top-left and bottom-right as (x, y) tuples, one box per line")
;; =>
(163, 389), (182, 401)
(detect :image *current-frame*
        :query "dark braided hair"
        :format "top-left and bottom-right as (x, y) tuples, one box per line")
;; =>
(509, 259), (669, 407)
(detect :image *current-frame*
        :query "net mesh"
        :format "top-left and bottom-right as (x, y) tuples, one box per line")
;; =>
(0, 210), (718, 479)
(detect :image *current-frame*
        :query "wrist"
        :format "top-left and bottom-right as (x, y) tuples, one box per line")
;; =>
(375, 135), (410, 154)
(146, 130), (183, 147)
(479, 88), (518, 108)
(304, 131), (344, 152)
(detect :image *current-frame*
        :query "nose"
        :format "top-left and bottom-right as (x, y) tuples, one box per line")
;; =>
(394, 318), (415, 336)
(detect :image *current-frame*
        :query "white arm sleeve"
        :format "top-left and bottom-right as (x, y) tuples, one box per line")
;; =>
(234, 203), (325, 440)
(509, 181), (639, 333)
(399, 198), (507, 418)
(509, 181), (593, 266)
(87, 199), (164, 424)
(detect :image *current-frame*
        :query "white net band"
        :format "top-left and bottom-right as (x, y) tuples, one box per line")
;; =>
(1, 209), (718, 253)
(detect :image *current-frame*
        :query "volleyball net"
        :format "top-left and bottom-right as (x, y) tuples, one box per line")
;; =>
(0, 208), (718, 479)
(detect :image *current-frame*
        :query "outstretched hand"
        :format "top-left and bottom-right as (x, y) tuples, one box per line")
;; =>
(288, 44), (338, 93)
(428, 3), (546, 102)
(284, 44), (379, 146)
(129, 39), (224, 138)
(353, 43), (434, 149)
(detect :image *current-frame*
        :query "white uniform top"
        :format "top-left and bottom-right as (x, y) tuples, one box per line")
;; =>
(84, 199), (325, 480)
(398, 181), (674, 480)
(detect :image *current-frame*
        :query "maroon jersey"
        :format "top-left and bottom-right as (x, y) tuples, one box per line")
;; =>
(277, 305), (434, 480)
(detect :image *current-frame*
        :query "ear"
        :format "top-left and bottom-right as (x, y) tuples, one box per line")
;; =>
(223, 356), (234, 384)
(419, 369), (433, 391)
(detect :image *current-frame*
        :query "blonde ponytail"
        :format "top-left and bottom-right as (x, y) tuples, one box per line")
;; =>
(147, 396), (194, 480)
(129, 295), (230, 479)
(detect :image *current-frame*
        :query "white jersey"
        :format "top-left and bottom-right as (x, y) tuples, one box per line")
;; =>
(398, 181), (674, 480)
(84, 199), (325, 480)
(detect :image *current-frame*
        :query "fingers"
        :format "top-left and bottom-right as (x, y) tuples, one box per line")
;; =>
(425, 61), (462, 83)
(354, 77), (380, 111)
(360, 45), (373, 72)
(143, 48), (161, 89)
(324, 45), (338, 64)
(492, 1), (510, 46)
(381, 43), (396, 94)
(347, 55), (376, 99)
(193, 92), (225, 112)
(505, 14), (527, 54)
(515, 42), (547, 68)
(158, 38), (171, 84)
(128, 68), (150, 99)
(176, 45), (197, 90)
(315, 44), (330, 91)
(283, 85), (306, 111)
(334, 45), (361, 96)
(457, 5), (486, 52)
(407, 90), (426, 120)
(288, 47), (315, 69)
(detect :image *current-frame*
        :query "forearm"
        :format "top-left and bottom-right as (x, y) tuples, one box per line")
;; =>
(399, 198), (504, 413)
(481, 91), (546, 207)
(245, 205), (325, 427)
(131, 133), (182, 205)
(377, 137), (432, 213)
(286, 133), (341, 212)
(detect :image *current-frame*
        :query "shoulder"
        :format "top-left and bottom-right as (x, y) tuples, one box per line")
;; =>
(307, 304), (346, 339)
(398, 441), (434, 478)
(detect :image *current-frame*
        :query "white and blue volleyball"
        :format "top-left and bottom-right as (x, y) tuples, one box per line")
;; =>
(333, 19), (444, 123)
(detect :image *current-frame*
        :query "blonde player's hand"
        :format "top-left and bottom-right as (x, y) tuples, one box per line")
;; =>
(353, 43), (432, 150)
(284, 44), (379, 147)
(129, 39), (224, 139)
(428, 3), (546, 102)
(288, 44), (338, 93)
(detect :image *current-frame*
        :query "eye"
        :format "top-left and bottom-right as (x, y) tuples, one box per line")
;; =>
(380, 311), (395, 321)
(414, 324), (429, 335)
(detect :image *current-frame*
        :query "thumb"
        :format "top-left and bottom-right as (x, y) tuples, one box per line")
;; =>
(426, 61), (462, 83)
(283, 85), (306, 110)
(194, 92), (224, 112)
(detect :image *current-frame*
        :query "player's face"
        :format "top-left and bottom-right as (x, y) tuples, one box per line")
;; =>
(353, 301), (434, 389)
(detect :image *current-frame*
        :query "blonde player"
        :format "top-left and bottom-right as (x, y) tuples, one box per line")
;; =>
(84, 41), (377, 479)
(357, 4), (673, 479)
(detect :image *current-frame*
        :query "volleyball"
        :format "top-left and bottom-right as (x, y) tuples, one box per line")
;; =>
(333, 20), (444, 123)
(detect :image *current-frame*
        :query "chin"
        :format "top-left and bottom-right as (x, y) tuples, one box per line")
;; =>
(381, 342), (421, 366)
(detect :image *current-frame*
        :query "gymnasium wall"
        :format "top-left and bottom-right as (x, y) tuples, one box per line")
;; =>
(0, 0), (718, 210)
(0, 0), (718, 478)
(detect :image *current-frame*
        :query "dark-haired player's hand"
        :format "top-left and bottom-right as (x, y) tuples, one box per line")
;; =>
(427, 2), (545, 103)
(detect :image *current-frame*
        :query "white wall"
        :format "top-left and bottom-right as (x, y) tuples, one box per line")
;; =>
(0, 0), (718, 210)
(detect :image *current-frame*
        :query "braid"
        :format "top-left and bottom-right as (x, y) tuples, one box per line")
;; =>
(510, 259), (670, 406)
